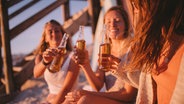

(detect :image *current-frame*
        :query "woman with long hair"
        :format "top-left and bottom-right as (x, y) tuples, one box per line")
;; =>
(33, 20), (80, 104)
(65, 6), (139, 104)
(122, 0), (184, 103)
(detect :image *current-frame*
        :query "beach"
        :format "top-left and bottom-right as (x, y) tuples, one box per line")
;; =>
(7, 70), (88, 104)
(7, 76), (49, 104)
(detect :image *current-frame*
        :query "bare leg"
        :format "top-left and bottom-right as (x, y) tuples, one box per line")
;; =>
(77, 94), (131, 104)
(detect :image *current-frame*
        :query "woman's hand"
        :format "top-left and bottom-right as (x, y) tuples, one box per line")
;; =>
(42, 48), (58, 64)
(73, 46), (90, 65)
(98, 54), (121, 72)
(109, 55), (121, 69)
(65, 90), (83, 103)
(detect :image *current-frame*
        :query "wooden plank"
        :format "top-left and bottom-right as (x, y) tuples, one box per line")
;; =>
(0, 52), (34, 103)
(0, 0), (15, 94)
(14, 59), (35, 89)
(9, 0), (40, 19)
(87, 0), (101, 36)
(61, 0), (70, 21)
(0, 54), (2, 79)
(24, 55), (35, 61)
(63, 7), (89, 36)
(117, 0), (123, 6)
(7, 0), (22, 7)
(10, 0), (67, 40)
(13, 66), (22, 72)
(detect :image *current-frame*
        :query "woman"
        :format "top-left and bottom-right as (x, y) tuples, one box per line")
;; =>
(122, 0), (184, 103)
(65, 6), (139, 104)
(33, 20), (80, 104)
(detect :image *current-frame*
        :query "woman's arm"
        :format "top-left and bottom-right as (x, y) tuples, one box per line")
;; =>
(76, 49), (105, 91)
(33, 48), (57, 78)
(81, 62), (105, 91)
(90, 82), (137, 102)
(33, 55), (47, 78)
(66, 82), (137, 103)
(52, 56), (80, 104)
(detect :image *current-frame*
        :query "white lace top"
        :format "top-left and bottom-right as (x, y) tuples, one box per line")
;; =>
(44, 52), (77, 94)
(105, 71), (125, 92)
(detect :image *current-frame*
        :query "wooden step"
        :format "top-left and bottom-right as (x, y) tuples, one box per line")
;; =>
(13, 66), (22, 72)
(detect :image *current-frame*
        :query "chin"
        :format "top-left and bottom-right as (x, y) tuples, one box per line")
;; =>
(110, 34), (117, 38)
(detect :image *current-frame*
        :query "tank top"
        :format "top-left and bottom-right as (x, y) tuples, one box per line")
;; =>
(44, 52), (77, 94)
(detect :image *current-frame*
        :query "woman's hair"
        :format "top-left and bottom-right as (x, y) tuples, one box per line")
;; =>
(125, 0), (184, 72)
(104, 6), (130, 38)
(34, 19), (72, 55)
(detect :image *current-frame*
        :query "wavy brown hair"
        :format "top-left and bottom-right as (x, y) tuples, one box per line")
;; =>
(125, 0), (184, 73)
(34, 20), (72, 55)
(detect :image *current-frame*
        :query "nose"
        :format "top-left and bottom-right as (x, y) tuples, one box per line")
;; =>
(109, 19), (116, 27)
(51, 31), (58, 39)
(52, 30), (57, 35)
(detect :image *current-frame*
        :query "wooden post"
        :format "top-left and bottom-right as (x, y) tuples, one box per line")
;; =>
(61, 0), (70, 21)
(0, 0), (15, 94)
(0, 49), (3, 80)
(117, 0), (123, 6)
(0, 17), (3, 79)
(88, 0), (101, 36)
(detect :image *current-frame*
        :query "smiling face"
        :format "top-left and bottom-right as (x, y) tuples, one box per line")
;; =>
(104, 10), (126, 40)
(45, 23), (63, 48)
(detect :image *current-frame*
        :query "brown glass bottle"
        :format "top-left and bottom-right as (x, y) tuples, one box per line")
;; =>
(76, 25), (86, 50)
(98, 24), (111, 72)
(76, 39), (86, 50)
(75, 26), (86, 64)
(49, 33), (69, 73)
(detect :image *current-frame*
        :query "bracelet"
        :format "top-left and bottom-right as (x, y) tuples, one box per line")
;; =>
(42, 59), (51, 66)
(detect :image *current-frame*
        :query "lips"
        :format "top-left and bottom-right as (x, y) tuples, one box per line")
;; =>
(110, 30), (118, 32)
(109, 27), (119, 32)
(109, 28), (119, 33)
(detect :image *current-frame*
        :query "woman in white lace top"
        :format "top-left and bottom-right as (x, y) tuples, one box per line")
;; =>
(65, 6), (139, 104)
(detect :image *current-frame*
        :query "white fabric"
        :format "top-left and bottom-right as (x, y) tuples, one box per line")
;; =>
(136, 72), (154, 104)
(105, 46), (134, 92)
(116, 70), (140, 89)
(44, 52), (76, 94)
(105, 71), (125, 92)
(116, 46), (140, 89)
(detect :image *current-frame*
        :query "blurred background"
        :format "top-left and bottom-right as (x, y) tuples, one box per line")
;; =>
(10, 0), (92, 55)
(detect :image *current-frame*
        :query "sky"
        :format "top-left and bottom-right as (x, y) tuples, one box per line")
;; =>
(8, 0), (92, 55)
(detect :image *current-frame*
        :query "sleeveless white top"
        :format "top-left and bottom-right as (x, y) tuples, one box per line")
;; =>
(44, 52), (77, 94)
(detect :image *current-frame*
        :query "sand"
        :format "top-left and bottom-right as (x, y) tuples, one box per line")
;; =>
(7, 76), (49, 104)
(7, 70), (89, 104)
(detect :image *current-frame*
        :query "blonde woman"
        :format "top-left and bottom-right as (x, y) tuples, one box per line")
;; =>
(65, 6), (139, 104)
(33, 20), (80, 104)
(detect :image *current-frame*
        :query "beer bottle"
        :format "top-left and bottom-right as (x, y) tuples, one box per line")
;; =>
(49, 33), (69, 73)
(99, 24), (111, 71)
(76, 25), (86, 50)
(75, 25), (86, 64)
